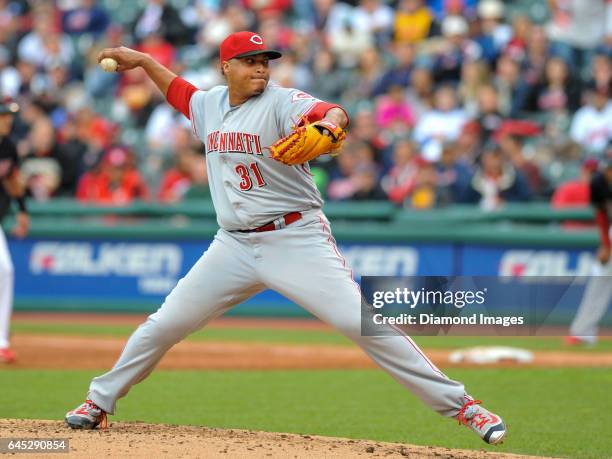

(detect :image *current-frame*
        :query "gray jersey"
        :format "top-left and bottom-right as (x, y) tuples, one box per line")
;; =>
(189, 84), (325, 230)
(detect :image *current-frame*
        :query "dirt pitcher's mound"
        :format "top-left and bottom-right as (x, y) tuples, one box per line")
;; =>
(0, 419), (546, 459)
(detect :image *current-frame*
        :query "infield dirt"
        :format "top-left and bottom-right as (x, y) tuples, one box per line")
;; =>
(0, 419), (547, 459)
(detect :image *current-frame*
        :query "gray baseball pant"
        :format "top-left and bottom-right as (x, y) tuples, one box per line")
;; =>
(88, 211), (468, 417)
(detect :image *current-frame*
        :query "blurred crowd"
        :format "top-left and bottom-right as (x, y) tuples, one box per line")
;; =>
(0, 0), (610, 209)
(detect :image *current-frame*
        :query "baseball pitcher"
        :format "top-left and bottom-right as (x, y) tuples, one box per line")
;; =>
(64, 31), (506, 445)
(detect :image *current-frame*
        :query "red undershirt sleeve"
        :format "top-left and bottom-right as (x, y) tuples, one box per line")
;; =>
(301, 102), (350, 127)
(595, 208), (611, 248)
(166, 76), (198, 120)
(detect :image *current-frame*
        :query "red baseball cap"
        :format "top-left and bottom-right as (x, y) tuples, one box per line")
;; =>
(219, 31), (282, 63)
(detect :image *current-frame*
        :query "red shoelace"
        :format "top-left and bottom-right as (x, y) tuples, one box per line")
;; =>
(457, 399), (482, 425)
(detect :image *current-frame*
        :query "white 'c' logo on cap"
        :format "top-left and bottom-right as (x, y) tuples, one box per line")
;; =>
(250, 34), (264, 45)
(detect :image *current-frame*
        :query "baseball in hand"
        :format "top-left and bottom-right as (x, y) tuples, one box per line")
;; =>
(100, 57), (118, 72)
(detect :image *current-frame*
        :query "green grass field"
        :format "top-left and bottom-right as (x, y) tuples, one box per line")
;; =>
(1, 368), (611, 458)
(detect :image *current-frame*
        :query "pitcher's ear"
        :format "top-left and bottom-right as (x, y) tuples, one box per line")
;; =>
(221, 60), (230, 77)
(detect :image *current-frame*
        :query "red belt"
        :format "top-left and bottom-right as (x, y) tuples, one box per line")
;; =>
(237, 212), (302, 233)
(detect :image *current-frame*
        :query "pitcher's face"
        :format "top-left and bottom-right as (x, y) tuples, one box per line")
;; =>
(224, 54), (271, 99)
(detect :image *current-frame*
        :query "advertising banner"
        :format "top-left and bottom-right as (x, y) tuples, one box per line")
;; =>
(9, 238), (604, 318)
(10, 239), (453, 313)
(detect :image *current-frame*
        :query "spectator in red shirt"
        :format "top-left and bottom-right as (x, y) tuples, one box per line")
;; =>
(74, 106), (116, 151)
(136, 31), (175, 69)
(552, 157), (599, 208)
(77, 146), (149, 205)
(158, 147), (209, 203)
(381, 139), (420, 204)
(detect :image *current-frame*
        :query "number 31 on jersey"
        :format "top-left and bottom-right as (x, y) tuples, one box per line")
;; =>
(235, 162), (267, 191)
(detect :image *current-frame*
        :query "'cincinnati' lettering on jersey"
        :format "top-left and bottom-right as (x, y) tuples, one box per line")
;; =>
(207, 131), (263, 155)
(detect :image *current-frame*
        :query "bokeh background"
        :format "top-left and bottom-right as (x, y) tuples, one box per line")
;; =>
(0, 0), (609, 207)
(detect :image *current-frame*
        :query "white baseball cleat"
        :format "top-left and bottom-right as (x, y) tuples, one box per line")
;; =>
(65, 399), (107, 429)
(457, 399), (506, 444)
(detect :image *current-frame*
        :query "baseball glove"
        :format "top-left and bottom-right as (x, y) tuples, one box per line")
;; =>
(269, 120), (346, 165)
